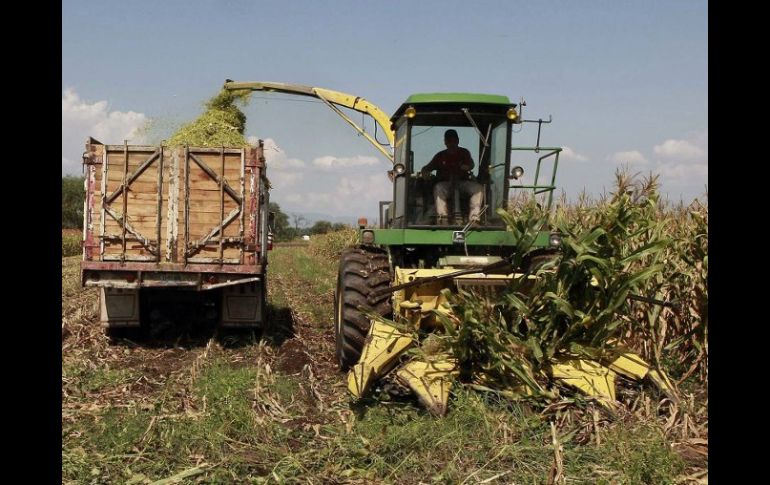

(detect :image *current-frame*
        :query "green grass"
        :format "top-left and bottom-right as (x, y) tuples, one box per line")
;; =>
(64, 391), (685, 483)
(62, 229), (81, 257)
(269, 245), (337, 325)
(63, 358), (298, 483)
(63, 362), (138, 393)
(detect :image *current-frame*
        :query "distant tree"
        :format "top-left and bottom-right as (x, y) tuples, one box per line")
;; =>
(284, 227), (300, 239)
(291, 213), (307, 234)
(310, 220), (334, 235)
(62, 176), (85, 229)
(268, 202), (292, 241)
(332, 222), (350, 231)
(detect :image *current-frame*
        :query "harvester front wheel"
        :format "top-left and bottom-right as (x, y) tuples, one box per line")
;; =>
(334, 247), (392, 370)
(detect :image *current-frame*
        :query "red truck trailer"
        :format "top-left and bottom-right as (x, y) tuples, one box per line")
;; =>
(80, 138), (272, 334)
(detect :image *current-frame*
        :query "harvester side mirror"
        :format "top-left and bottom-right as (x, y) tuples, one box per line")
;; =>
(509, 166), (524, 180)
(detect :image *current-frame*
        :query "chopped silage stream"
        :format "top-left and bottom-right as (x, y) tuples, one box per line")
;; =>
(167, 88), (252, 147)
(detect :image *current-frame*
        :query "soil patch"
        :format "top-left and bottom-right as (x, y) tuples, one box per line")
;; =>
(275, 338), (311, 374)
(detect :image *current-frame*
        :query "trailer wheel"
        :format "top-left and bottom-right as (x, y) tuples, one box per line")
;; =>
(105, 326), (143, 343)
(260, 279), (270, 337)
(334, 247), (392, 370)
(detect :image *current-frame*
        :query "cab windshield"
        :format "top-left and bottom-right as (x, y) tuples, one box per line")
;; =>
(406, 114), (509, 227)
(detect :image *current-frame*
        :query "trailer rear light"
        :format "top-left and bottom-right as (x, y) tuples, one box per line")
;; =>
(207, 275), (218, 284)
(267, 233), (274, 250)
(125, 273), (136, 283)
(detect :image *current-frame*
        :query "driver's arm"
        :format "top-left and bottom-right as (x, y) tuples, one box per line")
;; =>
(421, 153), (440, 176)
(460, 148), (474, 172)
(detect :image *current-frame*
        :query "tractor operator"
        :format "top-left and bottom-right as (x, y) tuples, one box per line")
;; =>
(420, 129), (484, 225)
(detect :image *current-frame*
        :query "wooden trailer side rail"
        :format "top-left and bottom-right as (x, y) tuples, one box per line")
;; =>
(82, 140), (266, 268)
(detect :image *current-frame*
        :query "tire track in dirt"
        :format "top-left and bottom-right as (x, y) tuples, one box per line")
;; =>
(268, 257), (350, 420)
(62, 258), (234, 420)
(63, 247), (349, 449)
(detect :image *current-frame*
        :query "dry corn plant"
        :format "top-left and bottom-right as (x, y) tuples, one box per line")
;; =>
(435, 169), (674, 406)
(523, 170), (708, 388)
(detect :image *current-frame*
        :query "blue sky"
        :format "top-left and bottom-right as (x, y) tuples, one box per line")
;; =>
(62, 0), (707, 220)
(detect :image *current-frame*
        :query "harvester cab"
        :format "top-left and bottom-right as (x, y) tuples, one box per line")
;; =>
(372, 93), (563, 271)
(389, 94), (520, 229)
(380, 93), (561, 260)
(222, 81), (571, 413)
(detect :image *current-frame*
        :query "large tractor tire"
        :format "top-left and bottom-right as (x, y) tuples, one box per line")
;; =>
(334, 247), (392, 370)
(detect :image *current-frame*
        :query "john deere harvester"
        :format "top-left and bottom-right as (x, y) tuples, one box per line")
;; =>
(223, 81), (676, 414)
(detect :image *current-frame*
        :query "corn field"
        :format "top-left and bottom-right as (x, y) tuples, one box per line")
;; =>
(547, 170), (708, 387)
(62, 170), (708, 482)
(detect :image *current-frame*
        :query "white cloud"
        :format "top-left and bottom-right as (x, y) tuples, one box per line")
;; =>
(261, 138), (306, 169)
(304, 192), (335, 207)
(283, 173), (391, 214)
(269, 171), (304, 189)
(62, 88), (147, 175)
(651, 131), (707, 194)
(655, 162), (708, 182)
(653, 138), (705, 160)
(608, 150), (649, 166)
(335, 174), (390, 199)
(312, 155), (380, 170)
(257, 139), (393, 215)
(658, 163), (709, 179)
(284, 193), (303, 204)
(560, 147), (588, 162)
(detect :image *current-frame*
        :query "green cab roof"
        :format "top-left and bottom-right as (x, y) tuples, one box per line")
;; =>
(404, 93), (511, 105)
(391, 93), (515, 121)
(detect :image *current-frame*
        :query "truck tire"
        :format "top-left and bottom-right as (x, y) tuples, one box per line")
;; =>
(259, 279), (270, 336)
(334, 247), (392, 370)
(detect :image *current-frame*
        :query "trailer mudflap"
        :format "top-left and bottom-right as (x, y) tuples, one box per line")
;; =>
(220, 280), (266, 328)
(100, 288), (140, 328)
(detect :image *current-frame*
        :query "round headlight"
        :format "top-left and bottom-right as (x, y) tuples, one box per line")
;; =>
(362, 230), (375, 244)
(394, 163), (406, 175)
(511, 166), (524, 180)
(405, 106), (417, 119)
(549, 232), (562, 248)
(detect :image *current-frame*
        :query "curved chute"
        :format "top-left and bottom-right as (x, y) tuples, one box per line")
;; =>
(223, 80), (395, 163)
